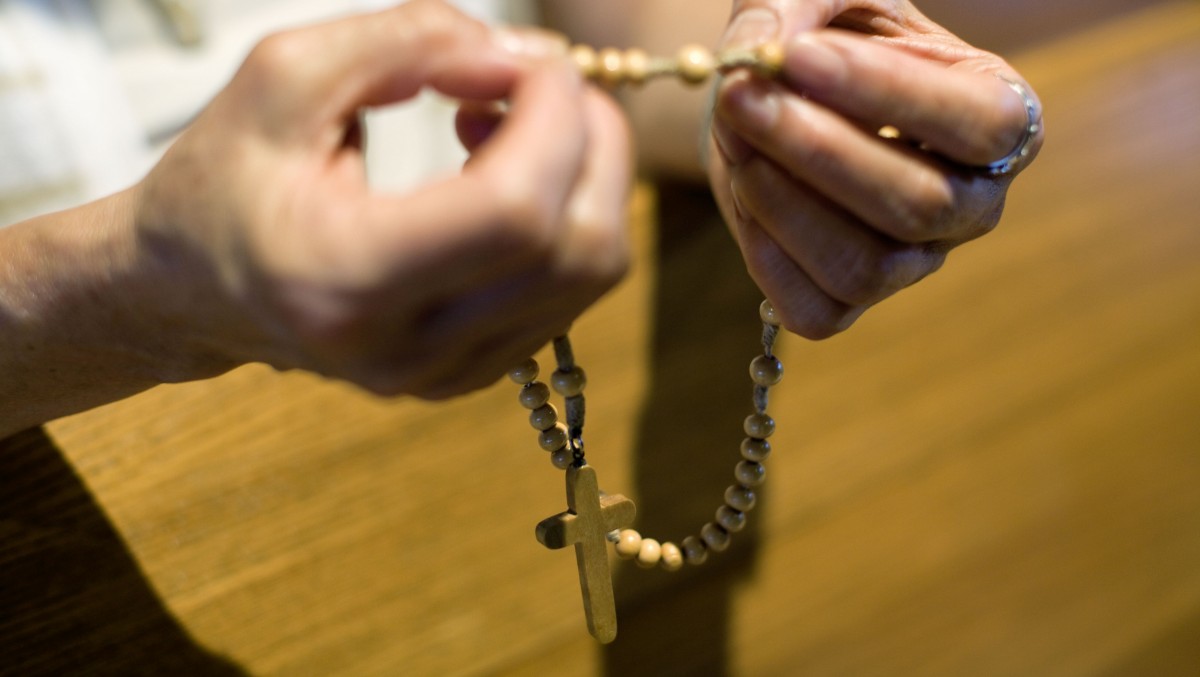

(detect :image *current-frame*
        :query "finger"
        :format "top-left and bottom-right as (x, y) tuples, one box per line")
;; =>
(719, 0), (851, 52)
(732, 212), (866, 339)
(730, 154), (946, 307)
(782, 31), (1037, 167)
(717, 72), (1000, 243)
(553, 88), (634, 291)
(234, 1), (556, 143)
(361, 59), (590, 296)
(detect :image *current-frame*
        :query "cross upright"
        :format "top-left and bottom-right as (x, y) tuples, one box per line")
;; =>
(535, 463), (636, 644)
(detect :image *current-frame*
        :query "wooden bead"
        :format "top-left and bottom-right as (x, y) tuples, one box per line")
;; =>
(750, 355), (783, 386)
(716, 505), (746, 533)
(549, 448), (574, 470)
(754, 42), (786, 77)
(614, 529), (642, 559)
(660, 542), (684, 572)
(740, 437), (771, 462)
(508, 358), (540, 384)
(759, 299), (780, 326)
(701, 522), (731, 553)
(529, 404), (558, 431)
(676, 44), (715, 85)
(519, 381), (551, 409)
(571, 44), (598, 78)
(681, 535), (708, 565)
(725, 484), (757, 512)
(539, 422), (569, 452)
(623, 48), (650, 85)
(743, 413), (775, 438)
(636, 538), (662, 569)
(597, 47), (624, 86)
(735, 460), (767, 487)
(550, 367), (587, 397)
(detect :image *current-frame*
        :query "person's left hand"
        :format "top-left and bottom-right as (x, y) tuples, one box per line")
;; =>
(707, 0), (1043, 338)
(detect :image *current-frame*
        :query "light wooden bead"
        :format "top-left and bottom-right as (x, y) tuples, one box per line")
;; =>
(759, 299), (781, 326)
(660, 542), (684, 572)
(549, 448), (574, 470)
(750, 355), (784, 386)
(677, 44), (715, 85)
(615, 529), (642, 559)
(735, 460), (767, 487)
(550, 367), (587, 397)
(636, 538), (662, 569)
(725, 484), (757, 512)
(597, 47), (624, 86)
(716, 505), (746, 533)
(529, 404), (558, 431)
(741, 437), (771, 462)
(519, 381), (551, 409)
(754, 42), (786, 77)
(744, 413), (775, 438)
(571, 44), (598, 78)
(508, 358), (540, 384)
(681, 535), (708, 565)
(623, 48), (650, 85)
(539, 422), (569, 452)
(701, 522), (731, 553)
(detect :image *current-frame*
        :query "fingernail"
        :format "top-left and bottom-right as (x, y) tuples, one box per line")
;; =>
(493, 27), (569, 58)
(724, 79), (780, 131)
(789, 34), (843, 89)
(720, 8), (780, 51)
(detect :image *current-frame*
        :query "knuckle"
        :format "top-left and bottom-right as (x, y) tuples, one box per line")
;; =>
(885, 170), (957, 241)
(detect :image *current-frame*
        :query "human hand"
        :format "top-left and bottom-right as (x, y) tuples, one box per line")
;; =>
(708, 0), (1043, 338)
(135, 0), (632, 398)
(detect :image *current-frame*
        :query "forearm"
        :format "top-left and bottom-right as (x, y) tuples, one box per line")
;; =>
(0, 188), (236, 438)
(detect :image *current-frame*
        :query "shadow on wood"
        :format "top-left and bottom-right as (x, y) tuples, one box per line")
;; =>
(604, 183), (766, 676)
(0, 427), (245, 676)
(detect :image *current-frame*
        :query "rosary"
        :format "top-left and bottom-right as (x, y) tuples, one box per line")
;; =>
(506, 38), (787, 645)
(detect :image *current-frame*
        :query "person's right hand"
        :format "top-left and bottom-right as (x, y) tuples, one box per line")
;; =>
(134, 0), (632, 399)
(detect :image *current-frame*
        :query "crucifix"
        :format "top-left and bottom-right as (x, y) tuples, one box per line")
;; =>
(535, 463), (636, 644)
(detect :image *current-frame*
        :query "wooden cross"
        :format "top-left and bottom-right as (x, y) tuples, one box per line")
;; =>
(535, 463), (636, 644)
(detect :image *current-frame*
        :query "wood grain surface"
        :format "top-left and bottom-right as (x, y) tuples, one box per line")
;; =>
(4, 3), (1200, 675)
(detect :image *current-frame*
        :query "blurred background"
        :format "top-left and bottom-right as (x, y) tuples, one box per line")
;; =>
(3, 0), (1198, 675)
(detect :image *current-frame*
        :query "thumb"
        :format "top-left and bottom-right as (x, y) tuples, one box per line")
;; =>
(719, 0), (829, 52)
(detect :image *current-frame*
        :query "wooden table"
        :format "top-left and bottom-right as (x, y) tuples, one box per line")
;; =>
(4, 3), (1199, 675)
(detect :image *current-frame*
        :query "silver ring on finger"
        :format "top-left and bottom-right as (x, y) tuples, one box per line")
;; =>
(983, 75), (1042, 177)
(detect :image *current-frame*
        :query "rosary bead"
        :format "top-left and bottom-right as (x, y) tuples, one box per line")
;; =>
(529, 404), (559, 431)
(636, 538), (663, 569)
(735, 460), (767, 487)
(676, 44), (715, 85)
(571, 44), (598, 78)
(716, 505), (747, 533)
(519, 381), (551, 409)
(549, 448), (574, 470)
(615, 529), (642, 559)
(659, 542), (684, 572)
(750, 355), (784, 386)
(551, 367), (587, 397)
(597, 47), (624, 86)
(725, 484), (758, 512)
(701, 522), (731, 553)
(754, 42), (786, 77)
(759, 299), (781, 326)
(681, 535), (709, 565)
(508, 358), (540, 385)
(623, 48), (650, 85)
(539, 422), (569, 452)
(743, 413), (776, 439)
(740, 437), (772, 462)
